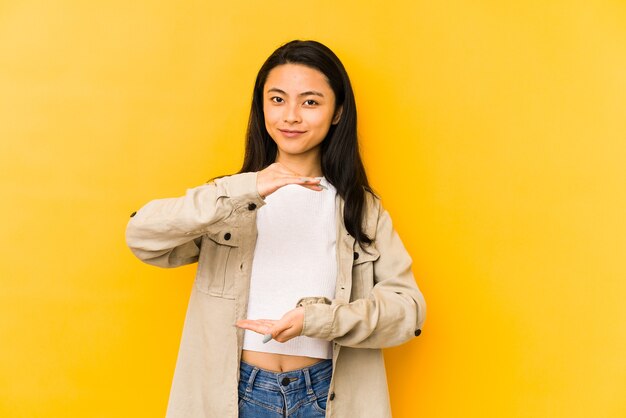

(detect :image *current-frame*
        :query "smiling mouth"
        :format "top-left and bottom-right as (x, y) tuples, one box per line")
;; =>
(279, 129), (307, 138)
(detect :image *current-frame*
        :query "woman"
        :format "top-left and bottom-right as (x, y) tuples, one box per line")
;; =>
(126, 40), (426, 418)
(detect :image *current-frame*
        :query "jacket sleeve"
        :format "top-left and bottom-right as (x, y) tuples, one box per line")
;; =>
(125, 172), (265, 268)
(300, 203), (426, 349)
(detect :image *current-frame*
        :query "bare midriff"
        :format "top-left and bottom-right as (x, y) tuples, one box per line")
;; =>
(241, 349), (326, 372)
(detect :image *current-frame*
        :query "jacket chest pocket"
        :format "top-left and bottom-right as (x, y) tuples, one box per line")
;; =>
(349, 246), (380, 301)
(194, 231), (240, 299)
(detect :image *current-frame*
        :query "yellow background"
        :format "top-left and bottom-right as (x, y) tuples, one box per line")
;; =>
(1, 1), (625, 416)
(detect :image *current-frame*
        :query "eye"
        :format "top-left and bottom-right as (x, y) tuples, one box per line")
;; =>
(270, 96), (284, 103)
(303, 99), (318, 106)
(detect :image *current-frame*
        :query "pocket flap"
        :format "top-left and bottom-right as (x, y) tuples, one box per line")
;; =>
(206, 230), (239, 247)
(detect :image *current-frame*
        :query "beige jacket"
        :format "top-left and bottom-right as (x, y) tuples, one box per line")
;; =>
(126, 172), (426, 418)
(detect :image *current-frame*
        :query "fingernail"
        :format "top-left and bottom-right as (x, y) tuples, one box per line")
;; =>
(262, 334), (272, 343)
(318, 184), (327, 190)
(300, 178), (310, 183)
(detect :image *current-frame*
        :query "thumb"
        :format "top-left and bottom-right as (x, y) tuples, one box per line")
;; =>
(271, 322), (295, 343)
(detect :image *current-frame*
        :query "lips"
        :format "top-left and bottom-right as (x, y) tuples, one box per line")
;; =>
(278, 129), (307, 138)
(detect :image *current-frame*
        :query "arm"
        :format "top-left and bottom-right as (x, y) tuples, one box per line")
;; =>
(125, 172), (264, 268)
(301, 204), (426, 349)
(126, 164), (326, 268)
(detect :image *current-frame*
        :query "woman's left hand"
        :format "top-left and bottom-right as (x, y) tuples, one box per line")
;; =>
(235, 307), (304, 343)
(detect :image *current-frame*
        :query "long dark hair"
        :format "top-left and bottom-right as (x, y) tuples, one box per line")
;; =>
(239, 40), (374, 246)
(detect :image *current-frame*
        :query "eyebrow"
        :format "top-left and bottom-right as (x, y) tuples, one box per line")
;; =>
(266, 87), (325, 98)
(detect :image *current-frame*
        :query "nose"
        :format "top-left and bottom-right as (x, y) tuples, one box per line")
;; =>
(283, 104), (301, 124)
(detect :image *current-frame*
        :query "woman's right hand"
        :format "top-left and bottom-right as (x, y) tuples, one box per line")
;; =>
(256, 163), (324, 198)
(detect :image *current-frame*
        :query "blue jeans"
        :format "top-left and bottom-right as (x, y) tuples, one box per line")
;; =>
(238, 359), (332, 418)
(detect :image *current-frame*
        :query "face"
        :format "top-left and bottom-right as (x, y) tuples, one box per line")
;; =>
(263, 63), (341, 162)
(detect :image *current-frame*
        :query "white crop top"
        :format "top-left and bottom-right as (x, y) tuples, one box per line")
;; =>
(242, 177), (337, 359)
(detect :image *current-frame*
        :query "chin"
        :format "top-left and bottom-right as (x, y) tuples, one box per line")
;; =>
(278, 148), (311, 156)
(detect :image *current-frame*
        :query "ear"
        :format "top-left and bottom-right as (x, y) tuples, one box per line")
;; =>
(332, 106), (343, 125)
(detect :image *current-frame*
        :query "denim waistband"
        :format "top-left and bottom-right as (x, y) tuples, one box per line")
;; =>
(239, 359), (332, 395)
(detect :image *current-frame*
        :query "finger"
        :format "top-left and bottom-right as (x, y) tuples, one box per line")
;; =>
(235, 319), (259, 327)
(235, 320), (271, 334)
(256, 319), (276, 327)
(299, 179), (327, 190)
(283, 175), (320, 185)
(279, 176), (324, 190)
(270, 316), (294, 337)
(301, 183), (326, 191)
(273, 325), (297, 343)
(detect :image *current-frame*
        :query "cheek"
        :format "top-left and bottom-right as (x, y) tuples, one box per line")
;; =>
(263, 107), (277, 128)
(311, 110), (335, 129)
(262, 108), (280, 141)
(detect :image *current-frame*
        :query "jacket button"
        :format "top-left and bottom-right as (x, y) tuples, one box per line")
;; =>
(353, 252), (359, 260)
(414, 329), (422, 336)
(130, 211), (137, 218)
(329, 392), (335, 401)
(247, 202), (257, 210)
(224, 232), (231, 241)
(281, 377), (290, 386)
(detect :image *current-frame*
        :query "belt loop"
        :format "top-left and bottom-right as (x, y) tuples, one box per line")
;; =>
(303, 367), (314, 395)
(246, 367), (259, 393)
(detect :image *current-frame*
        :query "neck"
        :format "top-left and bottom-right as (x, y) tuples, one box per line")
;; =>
(275, 151), (323, 177)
